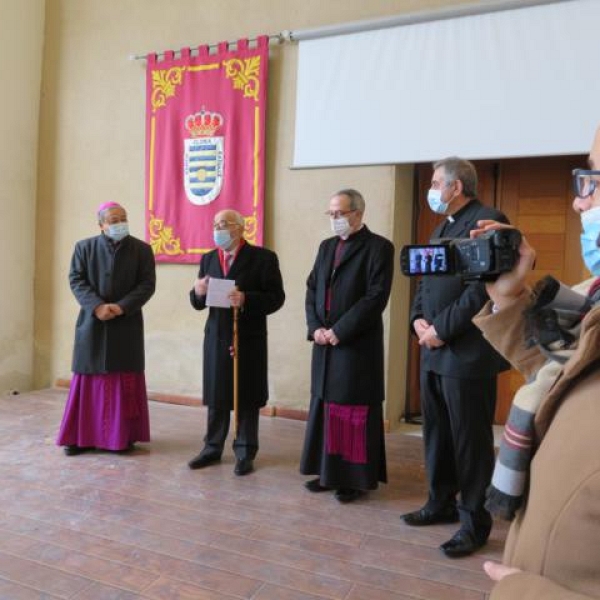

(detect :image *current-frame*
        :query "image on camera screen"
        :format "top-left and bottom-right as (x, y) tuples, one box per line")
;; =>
(406, 246), (449, 275)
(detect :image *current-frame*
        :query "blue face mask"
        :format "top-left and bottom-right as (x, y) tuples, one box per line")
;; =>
(213, 229), (232, 250)
(105, 222), (129, 241)
(427, 189), (449, 215)
(581, 206), (600, 276)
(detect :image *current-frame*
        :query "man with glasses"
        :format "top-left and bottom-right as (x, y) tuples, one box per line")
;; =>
(474, 128), (600, 599)
(300, 189), (394, 503)
(188, 209), (285, 476)
(402, 157), (510, 558)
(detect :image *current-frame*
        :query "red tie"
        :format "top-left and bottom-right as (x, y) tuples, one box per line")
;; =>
(224, 252), (234, 276)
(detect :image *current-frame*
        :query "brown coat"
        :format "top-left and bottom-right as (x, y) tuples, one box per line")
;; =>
(474, 286), (600, 600)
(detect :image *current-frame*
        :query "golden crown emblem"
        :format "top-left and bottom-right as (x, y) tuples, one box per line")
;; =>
(185, 109), (224, 138)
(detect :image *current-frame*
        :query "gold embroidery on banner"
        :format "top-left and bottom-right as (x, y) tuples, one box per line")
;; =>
(186, 248), (211, 254)
(151, 67), (186, 111)
(223, 56), (261, 100)
(244, 214), (258, 244)
(254, 105), (260, 208)
(187, 64), (220, 72)
(148, 213), (185, 255)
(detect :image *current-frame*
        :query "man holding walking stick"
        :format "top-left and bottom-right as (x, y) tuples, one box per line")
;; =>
(188, 209), (285, 476)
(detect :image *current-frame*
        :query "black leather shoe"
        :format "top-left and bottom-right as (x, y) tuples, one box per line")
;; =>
(234, 458), (254, 476)
(334, 489), (365, 503)
(64, 445), (87, 456)
(188, 452), (221, 470)
(304, 478), (332, 492)
(401, 505), (459, 526)
(440, 528), (485, 558)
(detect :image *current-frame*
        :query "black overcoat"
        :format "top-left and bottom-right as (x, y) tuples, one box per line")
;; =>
(69, 234), (156, 374)
(410, 199), (510, 378)
(190, 243), (285, 410)
(306, 226), (394, 406)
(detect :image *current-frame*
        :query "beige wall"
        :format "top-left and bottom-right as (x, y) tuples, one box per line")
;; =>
(0, 0), (45, 394)
(34, 0), (479, 426)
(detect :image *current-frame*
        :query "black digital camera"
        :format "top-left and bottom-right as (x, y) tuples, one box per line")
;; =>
(400, 229), (522, 281)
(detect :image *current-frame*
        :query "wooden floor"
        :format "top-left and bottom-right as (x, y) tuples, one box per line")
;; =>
(0, 389), (508, 599)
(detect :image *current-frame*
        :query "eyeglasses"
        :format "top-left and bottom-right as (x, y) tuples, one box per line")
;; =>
(325, 209), (356, 219)
(572, 169), (600, 198)
(213, 221), (237, 230)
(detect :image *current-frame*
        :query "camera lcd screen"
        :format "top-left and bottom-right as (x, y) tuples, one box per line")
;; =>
(401, 245), (451, 276)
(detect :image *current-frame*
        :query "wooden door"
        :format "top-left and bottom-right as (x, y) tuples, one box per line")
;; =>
(406, 156), (586, 424)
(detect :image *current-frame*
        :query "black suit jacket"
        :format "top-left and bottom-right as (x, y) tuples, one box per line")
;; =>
(306, 226), (394, 405)
(190, 242), (285, 409)
(410, 200), (510, 378)
(70, 234), (156, 374)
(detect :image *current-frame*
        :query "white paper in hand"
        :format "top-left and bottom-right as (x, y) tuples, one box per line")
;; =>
(206, 277), (236, 308)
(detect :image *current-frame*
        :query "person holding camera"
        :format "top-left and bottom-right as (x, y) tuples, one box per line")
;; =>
(401, 157), (510, 558)
(472, 129), (600, 599)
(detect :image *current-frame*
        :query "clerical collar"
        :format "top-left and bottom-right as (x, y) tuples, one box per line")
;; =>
(340, 223), (365, 241)
(447, 199), (474, 222)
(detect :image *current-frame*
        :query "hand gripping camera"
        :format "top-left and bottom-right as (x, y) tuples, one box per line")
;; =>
(400, 228), (522, 281)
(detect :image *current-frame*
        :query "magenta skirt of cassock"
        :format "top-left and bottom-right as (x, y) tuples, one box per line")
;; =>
(56, 372), (151, 451)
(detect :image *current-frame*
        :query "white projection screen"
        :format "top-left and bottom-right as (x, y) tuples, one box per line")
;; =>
(293, 0), (600, 168)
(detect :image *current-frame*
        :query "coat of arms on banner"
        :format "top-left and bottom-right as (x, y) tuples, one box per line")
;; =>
(183, 110), (224, 205)
(145, 36), (268, 263)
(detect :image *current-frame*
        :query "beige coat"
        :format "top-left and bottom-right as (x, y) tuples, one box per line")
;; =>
(474, 286), (600, 600)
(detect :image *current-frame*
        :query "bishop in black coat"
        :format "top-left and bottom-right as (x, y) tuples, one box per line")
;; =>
(57, 202), (155, 455)
(300, 189), (394, 502)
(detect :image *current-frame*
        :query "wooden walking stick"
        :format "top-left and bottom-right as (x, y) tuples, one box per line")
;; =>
(232, 305), (239, 441)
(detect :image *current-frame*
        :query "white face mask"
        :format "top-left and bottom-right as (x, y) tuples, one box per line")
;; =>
(580, 205), (600, 276)
(427, 189), (450, 214)
(105, 222), (129, 241)
(331, 216), (352, 238)
(213, 229), (233, 250)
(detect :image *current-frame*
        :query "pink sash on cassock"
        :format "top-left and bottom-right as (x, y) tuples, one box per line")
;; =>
(56, 372), (150, 451)
(325, 404), (368, 464)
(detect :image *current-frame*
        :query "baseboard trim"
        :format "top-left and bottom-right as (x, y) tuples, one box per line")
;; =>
(53, 379), (389, 430)
(148, 392), (202, 407)
(272, 407), (308, 421)
(54, 379), (305, 416)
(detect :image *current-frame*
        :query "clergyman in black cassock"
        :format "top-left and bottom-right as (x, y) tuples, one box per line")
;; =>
(402, 157), (510, 558)
(300, 189), (394, 503)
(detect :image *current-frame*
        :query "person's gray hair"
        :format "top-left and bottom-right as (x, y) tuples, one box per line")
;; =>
(433, 157), (478, 198)
(229, 210), (245, 227)
(334, 188), (366, 213)
(97, 205), (125, 224)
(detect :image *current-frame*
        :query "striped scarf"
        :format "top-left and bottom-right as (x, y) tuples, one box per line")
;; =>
(485, 276), (600, 520)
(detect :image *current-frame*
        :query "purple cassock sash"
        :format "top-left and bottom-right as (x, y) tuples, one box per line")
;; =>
(326, 403), (369, 464)
(57, 372), (150, 451)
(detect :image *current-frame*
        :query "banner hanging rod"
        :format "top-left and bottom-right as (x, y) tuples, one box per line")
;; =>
(130, 0), (573, 60)
(129, 33), (285, 61)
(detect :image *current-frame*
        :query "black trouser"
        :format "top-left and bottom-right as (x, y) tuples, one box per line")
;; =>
(420, 370), (496, 538)
(203, 406), (260, 460)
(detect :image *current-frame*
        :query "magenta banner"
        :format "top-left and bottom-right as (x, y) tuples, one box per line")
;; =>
(145, 37), (268, 263)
